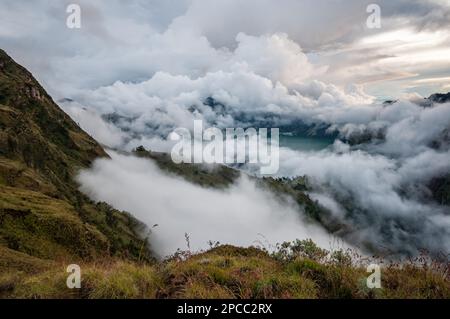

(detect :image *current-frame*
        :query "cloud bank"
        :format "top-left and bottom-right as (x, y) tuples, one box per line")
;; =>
(77, 152), (339, 257)
(55, 20), (448, 257)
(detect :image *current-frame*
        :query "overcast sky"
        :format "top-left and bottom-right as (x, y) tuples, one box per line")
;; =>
(0, 0), (449, 100)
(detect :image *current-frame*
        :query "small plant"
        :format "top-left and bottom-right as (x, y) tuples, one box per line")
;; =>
(272, 239), (329, 262)
(292, 239), (329, 261)
(207, 240), (220, 249)
(329, 249), (353, 267)
(185, 233), (191, 251)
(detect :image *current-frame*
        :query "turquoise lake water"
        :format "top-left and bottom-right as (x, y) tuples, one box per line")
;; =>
(279, 135), (335, 152)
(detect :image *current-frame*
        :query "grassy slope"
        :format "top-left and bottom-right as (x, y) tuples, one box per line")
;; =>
(1, 244), (448, 299)
(0, 49), (448, 299)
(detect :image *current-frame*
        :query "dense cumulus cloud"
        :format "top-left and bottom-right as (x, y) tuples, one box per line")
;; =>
(2, 0), (450, 95)
(1, 0), (450, 256)
(60, 32), (374, 148)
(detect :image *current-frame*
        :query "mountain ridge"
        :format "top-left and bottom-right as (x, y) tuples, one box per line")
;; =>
(0, 49), (152, 266)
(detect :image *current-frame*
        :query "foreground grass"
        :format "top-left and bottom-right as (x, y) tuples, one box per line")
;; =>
(1, 243), (448, 299)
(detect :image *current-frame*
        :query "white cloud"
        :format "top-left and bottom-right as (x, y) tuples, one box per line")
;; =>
(61, 101), (128, 148)
(77, 152), (337, 257)
(270, 146), (450, 255)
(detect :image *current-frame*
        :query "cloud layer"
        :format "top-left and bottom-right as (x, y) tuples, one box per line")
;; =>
(78, 152), (339, 257)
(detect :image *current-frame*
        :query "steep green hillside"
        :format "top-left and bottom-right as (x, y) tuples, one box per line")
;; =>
(0, 49), (151, 267)
(0, 49), (106, 199)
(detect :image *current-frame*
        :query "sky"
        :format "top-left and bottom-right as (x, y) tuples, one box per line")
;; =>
(0, 0), (450, 100)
